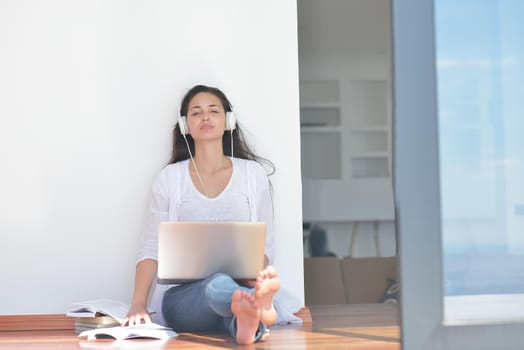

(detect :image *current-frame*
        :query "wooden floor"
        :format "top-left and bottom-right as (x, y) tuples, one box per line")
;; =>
(0, 304), (400, 349)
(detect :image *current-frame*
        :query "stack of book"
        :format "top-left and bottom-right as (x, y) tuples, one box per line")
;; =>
(66, 298), (176, 340)
(73, 315), (121, 334)
(66, 299), (128, 335)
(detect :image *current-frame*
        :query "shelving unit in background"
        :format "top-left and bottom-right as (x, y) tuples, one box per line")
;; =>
(347, 80), (390, 179)
(300, 80), (342, 180)
(300, 78), (394, 223)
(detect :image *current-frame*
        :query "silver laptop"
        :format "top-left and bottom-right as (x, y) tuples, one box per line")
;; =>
(157, 222), (266, 284)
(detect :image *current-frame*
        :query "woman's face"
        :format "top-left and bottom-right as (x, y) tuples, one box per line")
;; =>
(186, 92), (226, 141)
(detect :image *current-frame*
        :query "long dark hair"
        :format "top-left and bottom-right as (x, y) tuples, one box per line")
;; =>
(168, 85), (275, 175)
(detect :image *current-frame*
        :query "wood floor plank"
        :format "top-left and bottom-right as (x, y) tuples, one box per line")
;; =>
(0, 304), (400, 349)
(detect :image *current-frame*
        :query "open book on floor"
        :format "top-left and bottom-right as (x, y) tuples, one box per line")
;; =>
(78, 323), (177, 341)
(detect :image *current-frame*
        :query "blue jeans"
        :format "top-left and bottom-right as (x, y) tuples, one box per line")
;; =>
(161, 273), (266, 341)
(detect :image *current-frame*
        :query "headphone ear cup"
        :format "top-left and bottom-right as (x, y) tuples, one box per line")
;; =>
(226, 111), (237, 131)
(177, 116), (189, 135)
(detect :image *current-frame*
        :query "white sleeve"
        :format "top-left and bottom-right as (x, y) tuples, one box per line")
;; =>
(136, 169), (169, 263)
(253, 163), (275, 265)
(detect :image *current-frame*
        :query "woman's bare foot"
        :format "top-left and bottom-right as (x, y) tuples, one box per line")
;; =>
(254, 266), (280, 326)
(231, 290), (260, 344)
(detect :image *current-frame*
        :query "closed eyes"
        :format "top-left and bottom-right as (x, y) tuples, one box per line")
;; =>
(190, 109), (220, 117)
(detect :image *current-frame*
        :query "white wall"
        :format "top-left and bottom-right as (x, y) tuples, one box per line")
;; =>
(0, 0), (303, 314)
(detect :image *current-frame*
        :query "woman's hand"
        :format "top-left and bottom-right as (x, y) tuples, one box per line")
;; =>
(122, 304), (152, 326)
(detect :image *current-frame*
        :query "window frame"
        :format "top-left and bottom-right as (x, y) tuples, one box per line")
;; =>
(392, 0), (524, 349)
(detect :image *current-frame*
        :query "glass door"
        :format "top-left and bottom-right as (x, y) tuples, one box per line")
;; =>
(393, 0), (524, 349)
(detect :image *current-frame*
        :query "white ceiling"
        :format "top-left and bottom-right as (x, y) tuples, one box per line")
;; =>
(297, 0), (391, 60)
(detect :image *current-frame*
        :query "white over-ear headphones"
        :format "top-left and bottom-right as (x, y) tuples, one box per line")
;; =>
(176, 111), (236, 136)
(176, 115), (189, 135)
(225, 111), (236, 132)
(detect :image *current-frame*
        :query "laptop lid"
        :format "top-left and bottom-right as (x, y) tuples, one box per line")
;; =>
(157, 222), (266, 284)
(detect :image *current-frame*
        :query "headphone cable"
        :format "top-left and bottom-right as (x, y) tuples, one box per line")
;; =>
(182, 135), (211, 199)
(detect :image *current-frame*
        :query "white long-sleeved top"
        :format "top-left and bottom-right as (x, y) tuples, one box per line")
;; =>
(136, 157), (275, 324)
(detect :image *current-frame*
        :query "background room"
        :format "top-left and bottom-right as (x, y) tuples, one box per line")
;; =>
(298, 0), (398, 306)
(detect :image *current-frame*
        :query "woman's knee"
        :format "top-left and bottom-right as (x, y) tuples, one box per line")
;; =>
(205, 273), (237, 296)
(206, 272), (235, 287)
